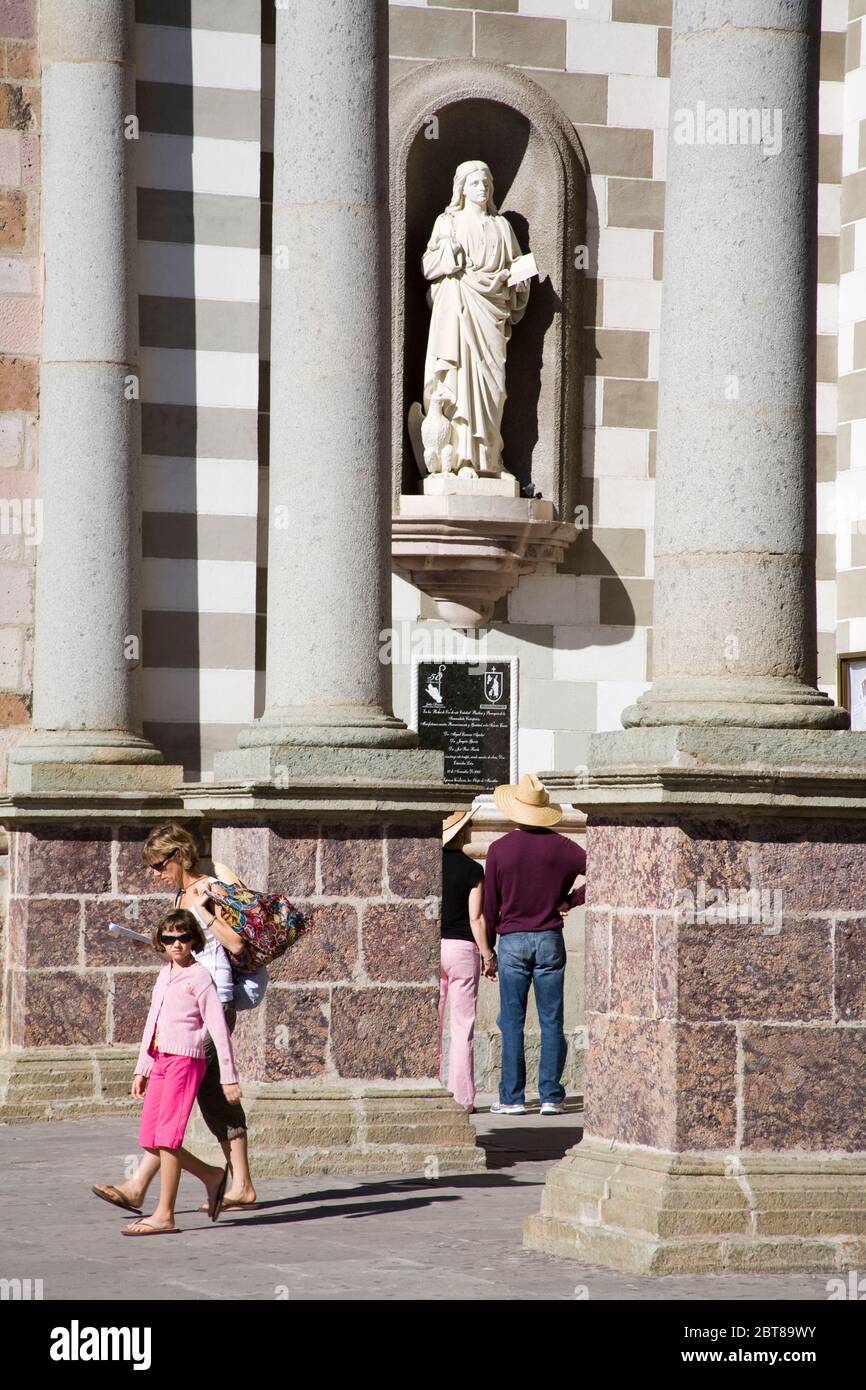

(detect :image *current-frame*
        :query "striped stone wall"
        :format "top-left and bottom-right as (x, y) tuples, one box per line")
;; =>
(0, 0), (39, 777)
(837, 1), (866, 673)
(817, 3), (847, 701)
(135, 0), (264, 779)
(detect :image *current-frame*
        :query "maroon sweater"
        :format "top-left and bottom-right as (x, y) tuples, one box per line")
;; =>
(484, 827), (586, 936)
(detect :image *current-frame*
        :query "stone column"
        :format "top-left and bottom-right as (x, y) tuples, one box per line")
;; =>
(232, 0), (411, 759)
(0, 2), (180, 1124)
(527, 1), (866, 1275)
(8, 0), (168, 791)
(623, 0), (845, 733)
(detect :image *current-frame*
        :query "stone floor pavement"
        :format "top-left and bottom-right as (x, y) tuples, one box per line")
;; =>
(0, 1099), (838, 1301)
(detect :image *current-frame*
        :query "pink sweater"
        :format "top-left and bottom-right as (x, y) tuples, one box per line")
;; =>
(135, 961), (238, 1084)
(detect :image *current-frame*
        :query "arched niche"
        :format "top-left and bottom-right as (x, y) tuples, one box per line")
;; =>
(390, 60), (588, 518)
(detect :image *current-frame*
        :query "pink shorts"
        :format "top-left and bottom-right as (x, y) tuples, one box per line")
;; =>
(139, 1050), (207, 1150)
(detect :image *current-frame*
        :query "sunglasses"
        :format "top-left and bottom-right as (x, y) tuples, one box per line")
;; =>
(149, 851), (177, 872)
(160, 933), (193, 945)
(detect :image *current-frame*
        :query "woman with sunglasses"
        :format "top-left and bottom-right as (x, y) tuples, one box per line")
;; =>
(122, 908), (239, 1235)
(92, 823), (257, 1216)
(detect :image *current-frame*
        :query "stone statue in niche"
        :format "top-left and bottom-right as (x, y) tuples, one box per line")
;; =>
(408, 160), (537, 494)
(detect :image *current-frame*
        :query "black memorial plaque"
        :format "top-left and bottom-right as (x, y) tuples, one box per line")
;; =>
(415, 660), (514, 788)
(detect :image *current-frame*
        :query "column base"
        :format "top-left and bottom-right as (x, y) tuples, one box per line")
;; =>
(548, 725), (866, 815)
(0, 1047), (139, 1122)
(0, 1051), (486, 1175)
(7, 730), (179, 793)
(209, 742), (459, 811)
(622, 677), (848, 731)
(524, 1137), (866, 1274)
(236, 706), (418, 750)
(186, 1084), (485, 1176)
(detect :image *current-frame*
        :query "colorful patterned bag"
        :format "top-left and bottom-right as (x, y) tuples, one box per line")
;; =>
(209, 879), (308, 971)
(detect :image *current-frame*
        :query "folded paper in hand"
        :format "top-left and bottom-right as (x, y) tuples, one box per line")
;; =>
(108, 921), (150, 943)
(507, 253), (538, 287)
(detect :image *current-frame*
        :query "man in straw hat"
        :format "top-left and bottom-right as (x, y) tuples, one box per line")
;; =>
(439, 808), (497, 1113)
(484, 773), (586, 1116)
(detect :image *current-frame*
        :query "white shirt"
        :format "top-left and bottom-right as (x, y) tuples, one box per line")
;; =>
(176, 878), (234, 1004)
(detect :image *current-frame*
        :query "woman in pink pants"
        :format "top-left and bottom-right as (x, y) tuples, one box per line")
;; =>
(439, 810), (497, 1113)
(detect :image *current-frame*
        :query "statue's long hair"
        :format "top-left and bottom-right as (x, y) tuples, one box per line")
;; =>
(445, 160), (498, 215)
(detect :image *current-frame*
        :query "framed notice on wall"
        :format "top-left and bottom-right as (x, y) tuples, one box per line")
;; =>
(411, 657), (518, 789)
(837, 651), (866, 731)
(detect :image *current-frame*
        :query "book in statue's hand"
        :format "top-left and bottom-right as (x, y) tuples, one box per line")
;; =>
(107, 921), (150, 943)
(507, 252), (538, 287)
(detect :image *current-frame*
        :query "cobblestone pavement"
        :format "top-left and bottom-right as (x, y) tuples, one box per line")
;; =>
(0, 1101), (836, 1301)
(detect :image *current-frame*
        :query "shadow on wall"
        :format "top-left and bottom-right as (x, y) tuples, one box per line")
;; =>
(556, 132), (641, 645)
(500, 206), (559, 486)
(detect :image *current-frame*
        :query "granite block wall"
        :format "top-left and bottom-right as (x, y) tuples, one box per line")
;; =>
(2, 826), (170, 1052)
(204, 821), (444, 1083)
(3, 819), (447, 1091)
(583, 815), (866, 1152)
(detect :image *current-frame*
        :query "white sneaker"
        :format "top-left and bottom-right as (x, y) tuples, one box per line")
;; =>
(490, 1102), (527, 1115)
(540, 1102), (564, 1115)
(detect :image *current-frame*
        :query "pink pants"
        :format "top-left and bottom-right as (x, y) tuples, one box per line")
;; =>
(139, 1050), (207, 1150)
(438, 938), (481, 1111)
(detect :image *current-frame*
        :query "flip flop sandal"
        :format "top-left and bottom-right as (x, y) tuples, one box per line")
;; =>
(208, 1165), (230, 1222)
(91, 1184), (143, 1214)
(121, 1220), (180, 1237)
(197, 1197), (258, 1212)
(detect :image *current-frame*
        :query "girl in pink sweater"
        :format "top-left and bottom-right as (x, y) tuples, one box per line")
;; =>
(123, 909), (240, 1237)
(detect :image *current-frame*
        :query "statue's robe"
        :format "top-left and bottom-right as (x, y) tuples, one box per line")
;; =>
(421, 207), (530, 475)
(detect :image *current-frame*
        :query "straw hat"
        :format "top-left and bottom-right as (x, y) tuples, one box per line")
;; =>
(493, 772), (562, 827)
(442, 808), (475, 846)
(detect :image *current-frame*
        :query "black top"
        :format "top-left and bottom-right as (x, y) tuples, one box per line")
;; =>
(441, 849), (484, 942)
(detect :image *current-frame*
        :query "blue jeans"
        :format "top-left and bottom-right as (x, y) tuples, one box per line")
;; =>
(496, 929), (567, 1105)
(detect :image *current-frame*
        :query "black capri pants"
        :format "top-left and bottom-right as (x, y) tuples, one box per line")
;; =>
(197, 1001), (247, 1143)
